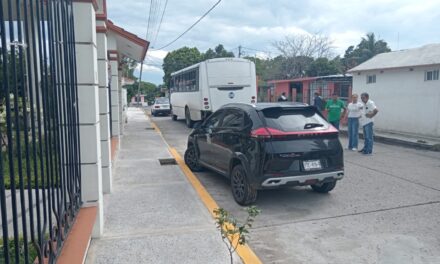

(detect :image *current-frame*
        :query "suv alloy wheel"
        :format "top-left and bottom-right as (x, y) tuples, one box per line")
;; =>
(231, 164), (257, 205)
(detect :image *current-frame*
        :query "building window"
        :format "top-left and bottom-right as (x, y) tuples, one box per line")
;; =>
(425, 70), (439, 81)
(366, 75), (376, 84)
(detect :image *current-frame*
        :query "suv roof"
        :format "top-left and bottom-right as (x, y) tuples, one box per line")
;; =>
(222, 102), (311, 112)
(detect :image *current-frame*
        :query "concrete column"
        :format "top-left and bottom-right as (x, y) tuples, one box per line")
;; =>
(96, 23), (112, 194)
(109, 55), (120, 138)
(73, 1), (103, 238)
(118, 69), (124, 135)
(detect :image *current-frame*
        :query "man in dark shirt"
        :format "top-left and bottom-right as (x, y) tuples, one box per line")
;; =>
(313, 92), (325, 111)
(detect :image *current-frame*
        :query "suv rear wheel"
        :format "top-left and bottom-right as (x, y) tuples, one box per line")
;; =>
(231, 164), (257, 205)
(311, 180), (337, 193)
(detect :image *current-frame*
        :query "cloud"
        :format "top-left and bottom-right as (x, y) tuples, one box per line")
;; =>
(107, 0), (440, 84)
(148, 50), (169, 60)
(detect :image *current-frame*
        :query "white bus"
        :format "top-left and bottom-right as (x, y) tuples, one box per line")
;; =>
(169, 58), (257, 127)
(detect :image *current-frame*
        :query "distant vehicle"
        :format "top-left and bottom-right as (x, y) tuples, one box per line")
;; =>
(169, 58), (257, 128)
(151, 97), (171, 116)
(184, 103), (344, 205)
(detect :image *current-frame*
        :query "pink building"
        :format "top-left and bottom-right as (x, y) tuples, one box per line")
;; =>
(266, 74), (353, 104)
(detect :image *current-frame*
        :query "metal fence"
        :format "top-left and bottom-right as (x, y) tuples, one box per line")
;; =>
(0, 0), (81, 263)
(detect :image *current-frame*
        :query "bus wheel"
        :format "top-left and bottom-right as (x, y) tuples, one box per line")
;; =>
(185, 107), (194, 128)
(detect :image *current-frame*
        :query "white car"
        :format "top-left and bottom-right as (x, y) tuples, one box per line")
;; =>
(151, 97), (171, 116)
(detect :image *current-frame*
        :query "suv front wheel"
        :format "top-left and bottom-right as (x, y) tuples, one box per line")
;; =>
(231, 164), (257, 205)
(311, 180), (337, 193)
(184, 145), (203, 172)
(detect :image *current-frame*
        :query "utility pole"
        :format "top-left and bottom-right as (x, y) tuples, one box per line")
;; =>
(137, 61), (143, 107)
(238, 45), (242, 58)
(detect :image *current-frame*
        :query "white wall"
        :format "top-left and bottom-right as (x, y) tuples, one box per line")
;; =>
(73, 1), (103, 238)
(352, 65), (440, 137)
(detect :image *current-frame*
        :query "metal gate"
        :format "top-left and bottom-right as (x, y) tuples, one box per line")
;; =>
(309, 80), (331, 104)
(0, 0), (81, 263)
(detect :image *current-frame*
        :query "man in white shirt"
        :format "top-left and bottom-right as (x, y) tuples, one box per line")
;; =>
(359, 93), (379, 155)
(278, 92), (288, 102)
(344, 94), (363, 150)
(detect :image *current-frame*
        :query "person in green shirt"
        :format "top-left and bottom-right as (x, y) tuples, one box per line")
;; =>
(325, 93), (346, 130)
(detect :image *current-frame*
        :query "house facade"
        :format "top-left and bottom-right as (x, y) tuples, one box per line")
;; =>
(265, 75), (353, 104)
(348, 44), (440, 137)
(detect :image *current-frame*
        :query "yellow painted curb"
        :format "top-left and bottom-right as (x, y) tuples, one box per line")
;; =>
(169, 148), (262, 264)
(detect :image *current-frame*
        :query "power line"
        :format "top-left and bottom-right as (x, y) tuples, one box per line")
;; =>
(152, 0), (168, 48)
(153, 0), (222, 50)
(138, 0), (158, 103)
(145, 0), (154, 41)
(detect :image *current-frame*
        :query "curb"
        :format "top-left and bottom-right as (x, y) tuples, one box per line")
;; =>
(169, 148), (262, 264)
(339, 130), (440, 151)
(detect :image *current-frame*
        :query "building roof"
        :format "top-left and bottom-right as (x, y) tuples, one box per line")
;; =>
(348, 43), (440, 72)
(107, 20), (150, 62)
(267, 74), (352, 84)
(221, 102), (310, 112)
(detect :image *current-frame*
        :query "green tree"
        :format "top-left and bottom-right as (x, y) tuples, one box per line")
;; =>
(203, 44), (234, 60)
(162, 47), (203, 87)
(0, 51), (25, 99)
(121, 57), (138, 80)
(124, 81), (159, 103)
(244, 55), (294, 81)
(342, 33), (391, 71)
(306, 57), (341, 77)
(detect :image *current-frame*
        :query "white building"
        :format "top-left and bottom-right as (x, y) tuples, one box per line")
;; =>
(348, 44), (440, 137)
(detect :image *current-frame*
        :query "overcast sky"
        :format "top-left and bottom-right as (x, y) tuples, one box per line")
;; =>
(107, 0), (440, 84)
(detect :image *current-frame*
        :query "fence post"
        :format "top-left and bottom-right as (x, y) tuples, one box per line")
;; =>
(72, 0), (104, 238)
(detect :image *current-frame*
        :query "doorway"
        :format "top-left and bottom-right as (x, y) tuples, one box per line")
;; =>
(290, 82), (303, 102)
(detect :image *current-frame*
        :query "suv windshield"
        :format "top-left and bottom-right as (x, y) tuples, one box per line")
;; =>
(155, 98), (169, 104)
(262, 108), (328, 132)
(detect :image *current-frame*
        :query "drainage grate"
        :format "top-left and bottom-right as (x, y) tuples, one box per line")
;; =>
(145, 127), (155, 130)
(158, 158), (177, 165)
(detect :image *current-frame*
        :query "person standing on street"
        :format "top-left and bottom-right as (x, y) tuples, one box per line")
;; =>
(344, 94), (363, 150)
(359, 92), (379, 155)
(325, 93), (346, 130)
(313, 92), (325, 111)
(278, 92), (288, 102)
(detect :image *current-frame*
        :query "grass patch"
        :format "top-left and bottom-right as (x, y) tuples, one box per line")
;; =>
(0, 237), (39, 264)
(1, 133), (58, 190)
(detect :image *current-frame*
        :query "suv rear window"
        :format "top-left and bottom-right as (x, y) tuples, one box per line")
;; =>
(261, 108), (328, 132)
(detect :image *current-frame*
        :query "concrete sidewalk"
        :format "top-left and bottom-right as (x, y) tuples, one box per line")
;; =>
(85, 108), (237, 264)
(340, 125), (440, 151)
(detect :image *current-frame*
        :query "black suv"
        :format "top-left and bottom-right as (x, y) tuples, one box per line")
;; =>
(184, 103), (344, 205)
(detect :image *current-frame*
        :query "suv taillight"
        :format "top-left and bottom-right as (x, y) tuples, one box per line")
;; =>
(250, 127), (272, 139)
(251, 126), (338, 139)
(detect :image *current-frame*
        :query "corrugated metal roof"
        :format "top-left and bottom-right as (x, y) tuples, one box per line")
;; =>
(348, 43), (440, 72)
(267, 74), (352, 84)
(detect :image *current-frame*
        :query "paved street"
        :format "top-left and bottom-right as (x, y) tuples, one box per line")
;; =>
(150, 112), (440, 264)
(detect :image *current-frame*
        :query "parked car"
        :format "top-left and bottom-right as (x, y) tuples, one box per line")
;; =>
(151, 97), (171, 116)
(184, 102), (344, 205)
